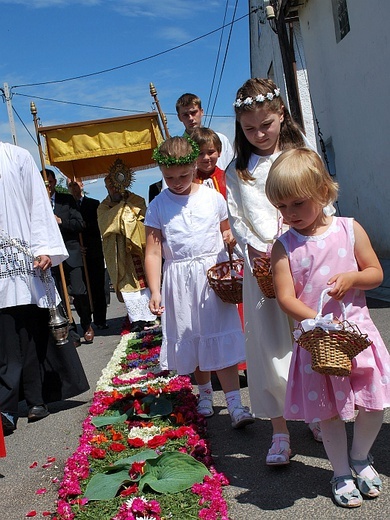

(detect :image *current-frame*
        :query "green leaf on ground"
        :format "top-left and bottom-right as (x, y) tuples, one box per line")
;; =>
(139, 452), (211, 494)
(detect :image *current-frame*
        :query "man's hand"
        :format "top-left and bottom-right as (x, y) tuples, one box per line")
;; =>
(33, 255), (52, 271)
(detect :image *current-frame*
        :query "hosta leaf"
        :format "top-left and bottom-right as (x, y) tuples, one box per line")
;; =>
(91, 408), (133, 427)
(84, 470), (130, 500)
(138, 452), (210, 494)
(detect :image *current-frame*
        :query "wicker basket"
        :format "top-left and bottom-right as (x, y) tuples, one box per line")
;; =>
(296, 290), (372, 376)
(252, 256), (275, 298)
(207, 251), (244, 305)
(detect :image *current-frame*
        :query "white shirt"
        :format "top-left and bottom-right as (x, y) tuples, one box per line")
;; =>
(215, 132), (234, 170)
(0, 142), (68, 308)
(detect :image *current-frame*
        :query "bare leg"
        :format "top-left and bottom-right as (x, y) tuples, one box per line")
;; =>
(194, 367), (211, 386)
(215, 364), (240, 393)
(271, 416), (289, 435)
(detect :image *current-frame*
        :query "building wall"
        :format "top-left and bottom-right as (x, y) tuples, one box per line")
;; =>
(297, 0), (390, 256)
(249, 0), (390, 257)
(248, 1), (318, 150)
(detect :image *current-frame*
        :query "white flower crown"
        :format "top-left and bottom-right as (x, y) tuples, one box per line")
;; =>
(233, 88), (281, 108)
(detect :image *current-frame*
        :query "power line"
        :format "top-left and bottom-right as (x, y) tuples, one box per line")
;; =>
(14, 92), (145, 113)
(204, 1), (230, 125)
(12, 11), (253, 89)
(208, 0), (239, 127)
(12, 105), (37, 145)
(13, 91), (235, 119)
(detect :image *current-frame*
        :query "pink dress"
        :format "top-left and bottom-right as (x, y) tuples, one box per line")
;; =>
(279, 217), (390, 423)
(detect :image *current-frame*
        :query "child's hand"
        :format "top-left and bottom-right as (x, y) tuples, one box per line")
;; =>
(327, 272), (356, 300)
(149, 293), (165, 316)
(222, 229), (237, 248)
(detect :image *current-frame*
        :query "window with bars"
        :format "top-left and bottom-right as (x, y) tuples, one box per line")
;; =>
(332, 0), (350, 42)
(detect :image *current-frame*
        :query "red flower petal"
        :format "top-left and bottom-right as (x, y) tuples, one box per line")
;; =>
(47, 456), (56, 463)
(25, 512), (37, 518)
(42, 513), (52, 517)
(29, 461), (38, 468)
(36, 488), (47, 494)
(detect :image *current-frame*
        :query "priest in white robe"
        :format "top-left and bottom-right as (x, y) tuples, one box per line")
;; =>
(0, 141), (88, 434)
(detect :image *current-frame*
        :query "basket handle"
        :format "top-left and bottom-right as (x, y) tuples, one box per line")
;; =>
(227, 247), (236, 279)
(316, 288), (346, 321)
(266, 213), (284, 255)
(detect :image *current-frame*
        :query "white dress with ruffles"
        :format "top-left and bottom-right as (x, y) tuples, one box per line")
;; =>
(145, 185), (245, 374)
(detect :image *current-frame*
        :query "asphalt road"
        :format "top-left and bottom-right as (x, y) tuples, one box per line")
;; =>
(1, 296), (389, 519)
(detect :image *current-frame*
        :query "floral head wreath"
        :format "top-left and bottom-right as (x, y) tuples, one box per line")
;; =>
(152, 137), (200, 167)
(106, 158), (135, 193)
(233, 88), (281, 108)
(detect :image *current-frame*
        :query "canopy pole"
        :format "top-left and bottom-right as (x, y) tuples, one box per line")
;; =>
(30, 102), (74, 325)
(150, 83), (170, 138)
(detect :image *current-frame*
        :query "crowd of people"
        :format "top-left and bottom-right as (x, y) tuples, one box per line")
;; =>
(1, 79), (389, 511)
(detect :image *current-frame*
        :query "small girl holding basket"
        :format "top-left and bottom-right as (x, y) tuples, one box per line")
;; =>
(144, 136), (253, 429)
(266, 147), (390, 508)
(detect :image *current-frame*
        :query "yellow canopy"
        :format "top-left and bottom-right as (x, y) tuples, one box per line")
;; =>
(38, 112), (164, 179)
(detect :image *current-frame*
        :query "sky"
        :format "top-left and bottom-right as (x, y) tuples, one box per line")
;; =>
(0, 0), (252, 202)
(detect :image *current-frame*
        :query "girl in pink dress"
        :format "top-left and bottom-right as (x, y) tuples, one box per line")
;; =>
(266, 148), (390, 509)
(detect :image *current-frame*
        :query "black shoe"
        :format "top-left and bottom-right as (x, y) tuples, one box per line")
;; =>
(95, 323), (109, 330)
(1, 412), (16, 434)
(130, 320), (146, 332)
(28, 405), (50, 422)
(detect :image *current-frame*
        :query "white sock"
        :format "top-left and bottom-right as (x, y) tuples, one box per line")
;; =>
(225, 390), (242, 414)
(198, 382), (213, 401)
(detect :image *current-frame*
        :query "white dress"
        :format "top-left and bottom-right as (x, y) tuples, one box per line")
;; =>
(226, 153), (293, 418)
(0, 142), (68, 309)
(145, 184), (245, 375)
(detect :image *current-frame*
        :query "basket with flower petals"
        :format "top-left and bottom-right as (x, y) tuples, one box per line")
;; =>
(294, 289), (372, 376)
(207, 250), (244, 304)
(252, 255), (275, 298)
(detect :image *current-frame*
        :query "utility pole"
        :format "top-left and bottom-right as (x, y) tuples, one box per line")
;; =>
(2, 83), (18, 145)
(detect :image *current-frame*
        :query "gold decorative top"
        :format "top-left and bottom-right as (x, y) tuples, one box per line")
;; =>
(106, 158), (135, 193)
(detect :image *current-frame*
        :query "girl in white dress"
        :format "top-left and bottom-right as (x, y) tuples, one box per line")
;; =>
(144, 137), (254, 429)
(226, 78), (319, 465)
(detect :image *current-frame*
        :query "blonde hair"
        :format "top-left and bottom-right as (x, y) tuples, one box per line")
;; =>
(153, 136), (199, 168)
(265, 148), (338, 208)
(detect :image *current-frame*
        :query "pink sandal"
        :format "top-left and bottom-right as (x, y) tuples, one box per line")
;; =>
(266, 434), (291, 466)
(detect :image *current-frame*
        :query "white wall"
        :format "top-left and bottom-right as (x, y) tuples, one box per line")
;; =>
(298, 0), (390, 255)
(249, 0), (390, 256)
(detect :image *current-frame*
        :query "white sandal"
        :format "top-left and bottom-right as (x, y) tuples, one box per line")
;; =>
(309, 422), (323, 442)
(196, 397), (214, 417)
(266, 434), (291, 466)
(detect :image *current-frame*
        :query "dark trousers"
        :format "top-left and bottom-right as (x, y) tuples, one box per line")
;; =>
(86, 255), (107, 326)
(53, 264), (92, 333)
(0, 305), (48, 414)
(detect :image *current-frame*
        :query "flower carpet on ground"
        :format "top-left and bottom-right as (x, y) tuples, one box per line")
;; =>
(53, 328), (229, 519)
